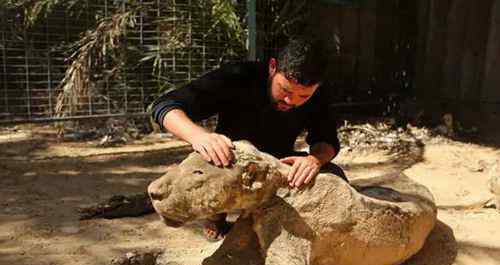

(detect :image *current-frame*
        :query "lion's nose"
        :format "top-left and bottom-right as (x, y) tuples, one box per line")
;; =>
(149, 190), (163, 201)
(148, 179), (164, 201)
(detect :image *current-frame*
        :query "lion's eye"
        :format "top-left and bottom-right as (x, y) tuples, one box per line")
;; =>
(193, 170), (203, 175)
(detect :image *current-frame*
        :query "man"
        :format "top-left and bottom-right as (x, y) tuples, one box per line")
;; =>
(150, 38), (346, 241)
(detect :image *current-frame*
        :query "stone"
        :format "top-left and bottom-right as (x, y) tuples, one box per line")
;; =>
(111, 251), (162, 265)
(489, 175), (500, 209)
(488, 161), (500, 209)
(148, 141), (437, 265)
(490, 175), (500, 194)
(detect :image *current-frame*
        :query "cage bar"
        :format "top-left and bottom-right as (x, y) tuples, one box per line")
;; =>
(1, 9), (8, 115)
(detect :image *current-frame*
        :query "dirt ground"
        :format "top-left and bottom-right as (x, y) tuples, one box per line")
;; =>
(1, 124), (499, 265)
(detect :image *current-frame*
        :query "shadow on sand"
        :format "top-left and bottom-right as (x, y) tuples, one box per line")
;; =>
(404, 220), (458, 265)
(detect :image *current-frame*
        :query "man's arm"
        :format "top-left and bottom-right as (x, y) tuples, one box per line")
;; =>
(281, 89), (340, 188)
(304, 88), (341, 158)
(149, 63), (250, 166)
(150, 63), (253, 129)
(280, 142), (336, 188)
(309, 142), (336, 166)
(163, 109), (234, 167)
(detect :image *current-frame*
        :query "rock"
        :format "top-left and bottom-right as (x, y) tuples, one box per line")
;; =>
(488, 161), (500, 210)
(489, 175), (500, 194)
(98, 135), (127, 147)
(434, 125), (449, 136)
(470, 160), (487, 172)
(489, 175), (500, 210)
(110, 251), (162, 265)
(148, 141), (437, 265)
(443, 113), (454, 133)
(433, 113), (455, 137)
(155, 253), (184, 265)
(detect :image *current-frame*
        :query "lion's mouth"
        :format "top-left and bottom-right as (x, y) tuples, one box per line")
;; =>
(158, 214), (185, 228)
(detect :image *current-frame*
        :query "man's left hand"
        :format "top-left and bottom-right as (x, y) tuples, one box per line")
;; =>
(280, 155), (322, 188)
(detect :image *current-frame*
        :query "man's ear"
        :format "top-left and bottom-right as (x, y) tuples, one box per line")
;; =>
(268, 58), (277, 77)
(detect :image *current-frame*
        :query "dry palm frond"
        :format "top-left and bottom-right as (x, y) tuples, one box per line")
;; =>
(211, 0), (245, 45)
(140, 0), (246, 83)
(4, 0), (84, 26)
(270, 0), (309, 35)
(55, 8), (139, 117)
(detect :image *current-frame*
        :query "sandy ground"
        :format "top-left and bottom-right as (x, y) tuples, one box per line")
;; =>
(0, 127), (499, 265)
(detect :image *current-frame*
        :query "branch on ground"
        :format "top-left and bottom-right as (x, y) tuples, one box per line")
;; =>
(79, 192), (154, 220)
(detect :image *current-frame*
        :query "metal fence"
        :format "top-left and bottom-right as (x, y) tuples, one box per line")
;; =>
(1, 0), (422, 124)
(0, 0), (247, 124)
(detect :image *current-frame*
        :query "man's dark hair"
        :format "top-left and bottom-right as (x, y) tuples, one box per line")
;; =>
(276, 38), (331, 85)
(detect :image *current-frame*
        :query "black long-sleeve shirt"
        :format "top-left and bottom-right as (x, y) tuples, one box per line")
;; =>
(150, 62), (340, 158)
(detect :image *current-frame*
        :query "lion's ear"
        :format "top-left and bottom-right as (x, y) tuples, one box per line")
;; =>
(239, 162), (270, 190)
(246, 162), (259, 175)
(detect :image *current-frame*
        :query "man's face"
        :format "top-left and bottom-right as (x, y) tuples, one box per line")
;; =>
(268, 71), (319, 112)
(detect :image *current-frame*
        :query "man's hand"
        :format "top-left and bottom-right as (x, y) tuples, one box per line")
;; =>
(280, 155), (322, 188)
(190, 132), (234, 167)
(162, 109), (234, 167)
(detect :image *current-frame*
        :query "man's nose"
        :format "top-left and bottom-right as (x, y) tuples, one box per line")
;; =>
(284, 96), (293, 104)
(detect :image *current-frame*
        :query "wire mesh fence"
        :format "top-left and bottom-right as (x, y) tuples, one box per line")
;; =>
(0, 0), (247, 124)
(1, 0), (422, 125)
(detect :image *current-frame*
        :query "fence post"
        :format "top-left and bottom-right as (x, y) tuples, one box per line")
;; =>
(247, 0), (257, 61)
(458, 0), (493, 112)
(440, 0), (468, 101)
(414, 0), (429, 104)
(357, 1), (376, 91)
(1, 9), (8, 116)
(418, 0), (450, 108)
(481, 0), (500, 114)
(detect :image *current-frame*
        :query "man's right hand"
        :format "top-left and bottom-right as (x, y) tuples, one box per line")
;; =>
(162, 109), (234, 167)
(190, 132), (234, 167)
